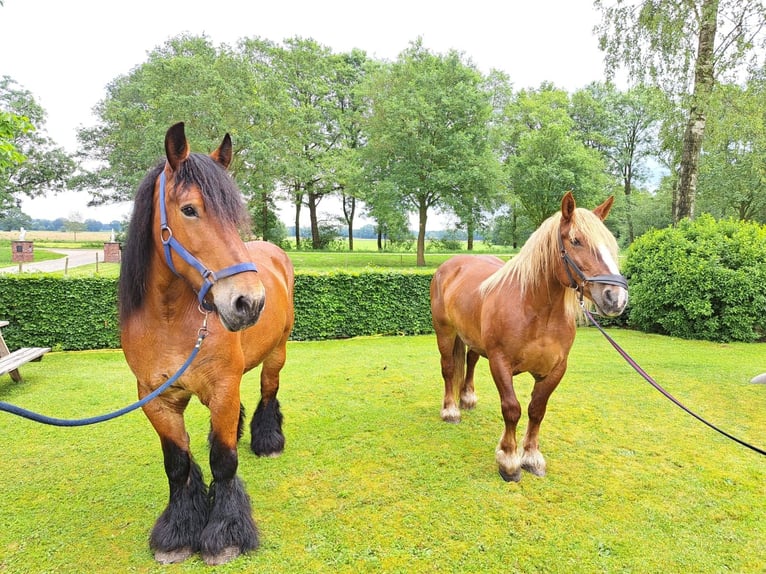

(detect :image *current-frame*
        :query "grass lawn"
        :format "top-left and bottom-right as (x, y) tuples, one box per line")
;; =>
(0, 329), (764, 573)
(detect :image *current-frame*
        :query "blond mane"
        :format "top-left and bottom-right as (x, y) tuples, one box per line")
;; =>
(480, 207), (620, 319)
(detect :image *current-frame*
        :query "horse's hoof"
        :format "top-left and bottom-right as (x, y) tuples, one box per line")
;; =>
(522, 463), (546, 477)
(203, 545), (241, 566)
(154, 547), (194, 564)
(499, 467), (522, 483)
(521, 450), (547, 477)
(440, 406), (461, 423)
(459, 392), (477, 410)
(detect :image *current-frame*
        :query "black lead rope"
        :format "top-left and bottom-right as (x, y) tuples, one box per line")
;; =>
(581, 303), (766, 457)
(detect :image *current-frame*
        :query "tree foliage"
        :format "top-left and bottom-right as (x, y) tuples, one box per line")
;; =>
(595, 0), (766, 222)
(362, 39), (500, 265)
(697, 70), (766, 221)
(502, 84), (608, 226)
(0, 77), (74, 217)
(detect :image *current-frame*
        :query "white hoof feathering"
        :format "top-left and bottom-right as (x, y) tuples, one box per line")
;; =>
(441, 404), (461, 423)
(521, 449), (547, 477)
(496, 446), (522, 482)
(460, 391), (477, 410)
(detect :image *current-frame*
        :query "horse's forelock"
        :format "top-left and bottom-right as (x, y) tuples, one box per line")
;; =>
(176, 153), (249, 229)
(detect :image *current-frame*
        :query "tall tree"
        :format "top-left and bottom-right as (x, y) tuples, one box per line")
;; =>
(325, 48), (371, 251)
(363, 39), (498, 266)
(697, 74), (766, 221)
(502, 84), (608, 226)
(572, 82), (665, 242)
(595, 0), (766, 223)
(0, 77), (74, 217)
(268, 37), (349, 249)
(75, 34), (265, 204)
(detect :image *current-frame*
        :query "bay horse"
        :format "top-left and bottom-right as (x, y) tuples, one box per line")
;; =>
(430, 192), (628, 482)
(119, 122), (294, 565)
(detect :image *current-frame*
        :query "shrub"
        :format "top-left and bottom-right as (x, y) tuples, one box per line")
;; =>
(0, 271), (435, 350)
(623, 215), (766, 342)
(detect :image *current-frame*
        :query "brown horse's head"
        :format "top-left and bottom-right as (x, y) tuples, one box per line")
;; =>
(558, 191), (628, 317)
(153, 122), (265, 331)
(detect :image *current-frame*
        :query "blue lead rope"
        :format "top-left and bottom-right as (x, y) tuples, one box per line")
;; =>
(0, 331), (206, 427)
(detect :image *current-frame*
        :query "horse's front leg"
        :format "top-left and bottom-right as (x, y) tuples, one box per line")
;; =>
(201, 387), (259, 566)
(521, 363), (566, 477)
(488, 353), (523, 482)
(142, 391), (209, 564)
(250, 343), (287, 456)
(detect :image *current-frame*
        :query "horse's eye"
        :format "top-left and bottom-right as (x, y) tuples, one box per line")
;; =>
(181, 205), (198, 218)
(570, 237), (581, 247)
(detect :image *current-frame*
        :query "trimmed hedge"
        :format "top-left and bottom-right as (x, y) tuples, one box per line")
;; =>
(623, 215), (766, 342)
(0, 271), (435, 350)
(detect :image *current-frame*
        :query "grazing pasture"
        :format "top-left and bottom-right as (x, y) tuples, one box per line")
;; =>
(0, 330), (764, 572)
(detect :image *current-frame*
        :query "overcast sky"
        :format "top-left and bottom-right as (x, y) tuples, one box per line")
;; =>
(1, 0), (609, 224)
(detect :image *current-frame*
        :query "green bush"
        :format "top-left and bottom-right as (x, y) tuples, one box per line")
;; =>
(0, 276), (120, 351)
(623, 215), (766, 342)
(0, 271), (435, 350)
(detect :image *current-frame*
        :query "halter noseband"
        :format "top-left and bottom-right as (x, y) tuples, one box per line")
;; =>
(159, 171), (258, 311)
(558, 229), (628, 299)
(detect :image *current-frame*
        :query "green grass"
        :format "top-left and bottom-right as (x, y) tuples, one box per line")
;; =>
(1, 329), (764, 573)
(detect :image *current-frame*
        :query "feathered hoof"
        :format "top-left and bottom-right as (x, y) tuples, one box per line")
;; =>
(498, 467), (522, 483)
(521, 450), (547, 477)
(441, 405), (461, 423)
(154, 547), (194, 564)
(203, 546), (241, 566)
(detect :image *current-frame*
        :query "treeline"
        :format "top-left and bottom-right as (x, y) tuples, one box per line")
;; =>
(0, 214), (122, 233)
(2, 4), (765, 265)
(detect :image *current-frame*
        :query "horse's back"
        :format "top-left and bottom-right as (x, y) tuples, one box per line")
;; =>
(431, 254), (504, 303)
(431, 255), (505, 343)
(241, 241), (294, 368)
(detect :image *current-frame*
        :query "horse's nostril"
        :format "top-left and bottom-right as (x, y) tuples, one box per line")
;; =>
(235, 294), (265, 320)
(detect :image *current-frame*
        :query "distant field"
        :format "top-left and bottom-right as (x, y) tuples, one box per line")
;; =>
(0, 233), (516, 274)
(0, 230), (112, 243)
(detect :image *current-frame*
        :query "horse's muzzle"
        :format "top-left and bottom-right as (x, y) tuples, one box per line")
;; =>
(589, 283), (628, 317)
(218, 291), (266, 331)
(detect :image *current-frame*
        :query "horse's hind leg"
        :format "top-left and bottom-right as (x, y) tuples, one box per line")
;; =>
(437, 333), (464, 423)
(142, 394), (209, 564)
(251, 342), (287, 456)
(460, 349), (480, 410)
(202, 390), (259, 565)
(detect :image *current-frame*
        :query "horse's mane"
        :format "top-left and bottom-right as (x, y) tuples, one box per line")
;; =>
(118, 153), (251, 322)
(480, 207), (619, 319)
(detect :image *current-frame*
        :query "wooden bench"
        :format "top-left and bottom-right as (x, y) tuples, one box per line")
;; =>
(0, 320), (50, 382)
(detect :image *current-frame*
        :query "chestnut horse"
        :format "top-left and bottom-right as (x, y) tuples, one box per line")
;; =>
(430, 192), (628, 482)
(119, 123), (294, 565)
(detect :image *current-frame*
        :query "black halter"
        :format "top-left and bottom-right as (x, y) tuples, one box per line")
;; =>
(159, 171), (258, 311)
(558, 229), (628, 298)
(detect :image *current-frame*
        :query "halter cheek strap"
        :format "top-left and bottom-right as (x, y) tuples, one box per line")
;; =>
(557, 230), (629, 295)
(159, 171), (258, 311)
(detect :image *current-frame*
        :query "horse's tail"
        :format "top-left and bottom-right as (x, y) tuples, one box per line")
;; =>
(450, 337), (466, 400)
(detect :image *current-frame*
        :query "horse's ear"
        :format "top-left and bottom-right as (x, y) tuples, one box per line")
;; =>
(560, 191), (576, 223)
(165, 122), (190, 171)
(593, 196), (615, 221)
(211, 133), (233, 169)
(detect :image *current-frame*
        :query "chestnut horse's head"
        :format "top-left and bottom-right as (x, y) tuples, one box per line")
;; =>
(119, 122), (264, 331)
(557, 191), (628, 317)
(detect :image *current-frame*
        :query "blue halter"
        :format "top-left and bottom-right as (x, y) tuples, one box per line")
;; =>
(159, 170), (258, 311)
